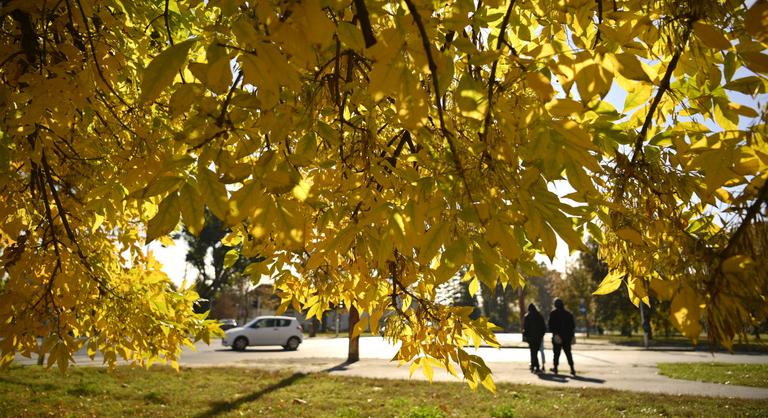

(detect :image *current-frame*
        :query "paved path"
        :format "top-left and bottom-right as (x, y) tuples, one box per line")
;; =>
(15, 334), (768, 399)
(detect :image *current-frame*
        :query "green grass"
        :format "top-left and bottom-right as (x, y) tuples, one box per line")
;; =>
(658, 362), (768, 388)
(0, 365), (766, 417)
(585, 334), (768, 352)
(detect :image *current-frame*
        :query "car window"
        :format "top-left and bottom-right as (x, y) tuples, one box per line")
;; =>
(263, 318), (277, 328)
(276, 319), (291, 327)
(249, 319), (266, 329)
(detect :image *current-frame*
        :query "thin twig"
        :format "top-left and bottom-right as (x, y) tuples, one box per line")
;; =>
(72, 0), (132, 109)
(404, 0), (481, 220)
(481, 0), (517, 143)
(217, 70), (244, 127)
(720, 179), (768, 258)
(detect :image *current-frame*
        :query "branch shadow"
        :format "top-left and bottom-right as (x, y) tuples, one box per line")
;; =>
(321, 360), (358, 372)
(535, 373), (606, 384)
(194, 372), (306, 418)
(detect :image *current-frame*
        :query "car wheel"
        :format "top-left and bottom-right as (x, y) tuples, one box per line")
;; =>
(232, 336), (248, 352)
(285, 336), (300, 351)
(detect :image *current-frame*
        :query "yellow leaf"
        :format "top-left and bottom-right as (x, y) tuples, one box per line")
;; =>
(140, 39), (197, 103)
(540, 223), (557, 260)
(292, 177), (313, 202)
(198, 167), (229, 222)
(337, 21), (365, 50)
(468, 277), (480, 296)
(206, 55), (233, 94)
(179, 182), (204, 236)
(418, 222), (449, 264)
(146, 192), (180, 243)
(472, 246), (496, 288)
(693, 22), (731, 50)
(624, 84), (653, 111)
(545, 98), (582, 116)
(721, 255), (753, 274)
(593, 270), (624, 295)
(626, 276), (649, 307)
(456, 75), (488, 120)
(525, 72), (554, 100)
(223, 249), (239, 269)
(369, 58), (404, 102)
(615, 227), (644, 245)
(91, 213), (105, 233)
(670, 285), (703, 341)
(351, 318), (368, 339)
(228, 180), (264, 225)
(409, 358), (421, 377)
(745, 2), (768, 41)
(609, 53), (651, 82)
(741, 51), (768, 74)
(422, 358), (434, 382)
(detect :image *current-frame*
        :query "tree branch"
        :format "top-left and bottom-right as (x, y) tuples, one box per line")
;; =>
(353, 0), (377, 47)
(481, 0), (517, 143)
(163, 0), (174, 46)
(72, 0), (132, 109)
(721, 178), (768, 258)
(592, 0), (603, 48)
(217, 70), (244, 127)
(631, 22), (693, 163)
(404, 0), (482, 221)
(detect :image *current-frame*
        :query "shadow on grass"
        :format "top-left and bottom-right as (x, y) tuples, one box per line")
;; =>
(0, 375), (57, 392)
(195, 372), (306, 418)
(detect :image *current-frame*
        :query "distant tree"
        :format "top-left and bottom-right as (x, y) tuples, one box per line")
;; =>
(179, 210), (263, 313)
(572, 240), (641, 336)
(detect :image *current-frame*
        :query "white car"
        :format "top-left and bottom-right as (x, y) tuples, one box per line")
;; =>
(222, 316), (304, 351)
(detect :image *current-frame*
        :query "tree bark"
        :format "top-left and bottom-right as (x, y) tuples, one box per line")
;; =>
(347, 306), (360, 363)
(517, 287), (526, 333)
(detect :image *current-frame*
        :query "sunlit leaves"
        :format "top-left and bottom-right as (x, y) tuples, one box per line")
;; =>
(146, 192), (181, 243)
(592, 270), (624, 295)
(140, 39), (197, 103)
(2, 0), (767, 388)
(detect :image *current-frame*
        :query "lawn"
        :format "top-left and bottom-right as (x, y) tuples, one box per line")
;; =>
(584, 334), (768, 353)
(1, 366), (767, 417)
(658, 362), (768, 388)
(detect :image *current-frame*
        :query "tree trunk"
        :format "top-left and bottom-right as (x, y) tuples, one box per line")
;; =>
(517, 287), (526, 333)
(347, 306), (360, 363)
(310, 317), (319, 337)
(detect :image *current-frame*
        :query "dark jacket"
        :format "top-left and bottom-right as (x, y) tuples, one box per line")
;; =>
(523, 305), (546, 342)
(548, 307), (575, 343)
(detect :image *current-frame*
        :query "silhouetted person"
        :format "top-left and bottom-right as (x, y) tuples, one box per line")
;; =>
(523, 303), (546, 373)
(548, 298), (576, 375)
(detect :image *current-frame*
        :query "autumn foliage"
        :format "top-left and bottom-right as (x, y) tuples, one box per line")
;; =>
(1, 0), (766, 389)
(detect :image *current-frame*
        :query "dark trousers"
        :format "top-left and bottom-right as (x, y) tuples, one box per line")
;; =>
(553, 342), (574, 370)
(528, 340), (542, 370)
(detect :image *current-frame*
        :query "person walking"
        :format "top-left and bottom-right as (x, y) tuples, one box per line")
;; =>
(548, 298), (576, 375)
(522, 303), (546, 373)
